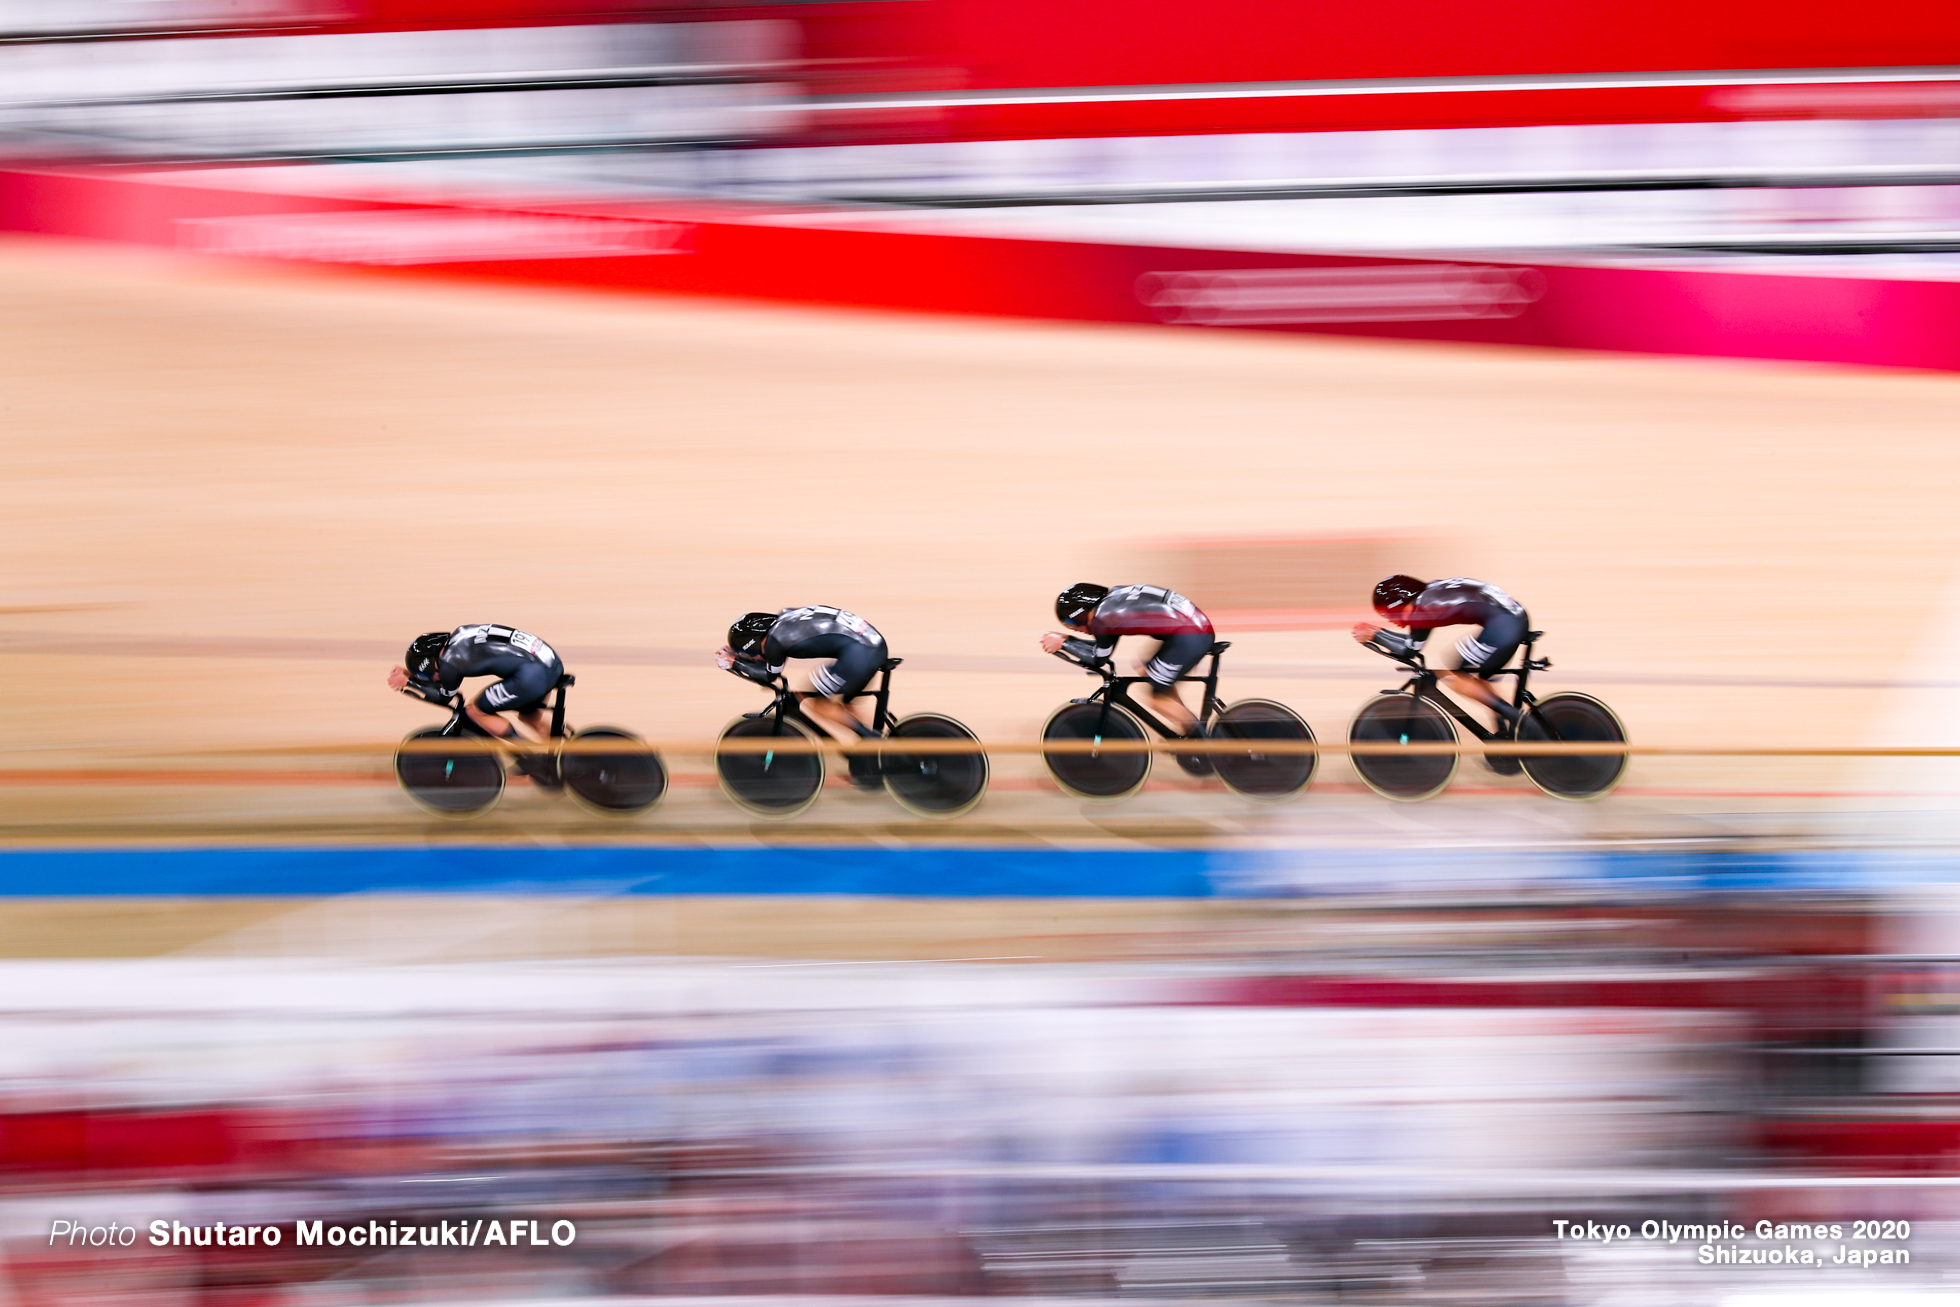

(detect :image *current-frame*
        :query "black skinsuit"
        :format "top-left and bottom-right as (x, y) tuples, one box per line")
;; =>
(408, 623), (563, 712)
(733, 605), (888, 699)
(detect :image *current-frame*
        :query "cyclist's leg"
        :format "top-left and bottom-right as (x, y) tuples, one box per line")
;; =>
(802, 694), (872, 744)
(1440, 612), (1526, 727)
(463, 699), (520, 740)
(802, 643), (888, 788)
(1141, 632), (1212, 735)
(800, 642), (884, 744)
(467, 664), (559, 744)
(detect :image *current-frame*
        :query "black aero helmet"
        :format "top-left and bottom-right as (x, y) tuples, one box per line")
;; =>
(405, 631), (450, 683)
(1372, 575), (1427, 616)
(1056, 582), (1110, 626)
(728, 611), (778, 657)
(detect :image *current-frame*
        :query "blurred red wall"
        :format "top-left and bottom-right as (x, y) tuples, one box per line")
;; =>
(343, 0), (1960, 84)
(924, 0), (1960, 88)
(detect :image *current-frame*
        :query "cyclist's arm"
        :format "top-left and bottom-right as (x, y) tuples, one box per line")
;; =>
(728, 657), (778, 685)
(396, 649), (469, 703)
(1061, 635), (1114, 665)
(718, 641), (783, 684)
(1372, 628), (1423, 656)
(430, 646), (478, 694)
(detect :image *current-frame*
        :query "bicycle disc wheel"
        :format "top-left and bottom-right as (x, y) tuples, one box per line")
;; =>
(1210, 699), (1317, 799)
(561, 726), (667, 814)
(395, 726), (504, 816)
(1042, 701), (1151, 799)
(883, 713), (989, 818)
(717, 715), (825, 816)
(1518, 692), (1628, 800)
(1349, 694), (1458, 801)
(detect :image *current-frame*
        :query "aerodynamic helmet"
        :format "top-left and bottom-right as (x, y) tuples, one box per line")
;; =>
(1371, 575), (1427, 616)
(405, 631), (451, 683)
(728, 611), (778, 657)
(1055, 582), (1110, 626)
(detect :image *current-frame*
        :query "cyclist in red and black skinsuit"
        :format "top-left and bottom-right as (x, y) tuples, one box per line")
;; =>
(1353, 575), (1529, 730)
(1040, 582), (1214, 736)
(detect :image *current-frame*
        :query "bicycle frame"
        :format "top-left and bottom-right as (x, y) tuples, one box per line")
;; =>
(426, 674), (577, 741)
(735, 659), (904, 737)
(1372, 634), (1548, 742)
(1054, 641), (1232, 740)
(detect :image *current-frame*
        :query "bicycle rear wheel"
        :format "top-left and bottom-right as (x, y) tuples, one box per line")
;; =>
(883, 713), (988, 818)
(1349, 694), (1458, 801)
(395, 726), (505, 816)
(561, 726), (667, 814)
(717, 715), (825, 816)
(1210, 699), (1316, 798)
(1518, 692), (1628, 800)
(1042, 701), (1151, 799)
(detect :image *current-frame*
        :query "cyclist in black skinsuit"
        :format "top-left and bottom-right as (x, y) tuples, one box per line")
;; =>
(388, 624), (566, 785)
(1353, 575), (1529, 728)
(1040, 582), (1213, 736)
(716, 605), (889, 789)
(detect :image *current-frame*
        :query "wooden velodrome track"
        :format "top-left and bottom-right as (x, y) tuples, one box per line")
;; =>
(1, 233), (1957, 955)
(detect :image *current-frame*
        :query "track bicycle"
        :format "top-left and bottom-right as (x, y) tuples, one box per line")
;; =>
(1349, 632), (1626, 801)
(715, 659), (987, 818)
(394, 674), (668, 817)
(1041, 642), (1316, 799)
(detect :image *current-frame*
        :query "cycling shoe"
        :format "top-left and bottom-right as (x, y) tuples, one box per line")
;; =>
(513, 751), (564, 790)
(1484, 716), (1524, 775)
(1174, 731), (1216, 778)
(845, 751), (885, 792)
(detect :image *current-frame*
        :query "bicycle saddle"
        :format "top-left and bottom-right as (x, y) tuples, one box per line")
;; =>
(878, 657), (903, 672)
(1524, 631), (1544, 642)
(1209, 640), (1232, 655)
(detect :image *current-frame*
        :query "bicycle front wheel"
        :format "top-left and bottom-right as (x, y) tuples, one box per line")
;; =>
(883, 713), (989, 818)
(717, 715), (825, 816)
(1210, 699), (1316, 798)
(395, 726), (505, 816)
(1042, 702), (1151, 799)
(1349, 694), (1458, 801)
(561, 726), (667, 814)
(1518, 692), (1628, 800)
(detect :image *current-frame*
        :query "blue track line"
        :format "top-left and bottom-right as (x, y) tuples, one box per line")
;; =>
(0, 844), (1948, 898)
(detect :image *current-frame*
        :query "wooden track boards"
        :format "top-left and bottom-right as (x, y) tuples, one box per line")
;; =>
(3, 234), (1957, 810)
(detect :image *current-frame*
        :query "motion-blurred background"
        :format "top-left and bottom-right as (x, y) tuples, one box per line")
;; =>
(2, 1), (1960, 1303)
